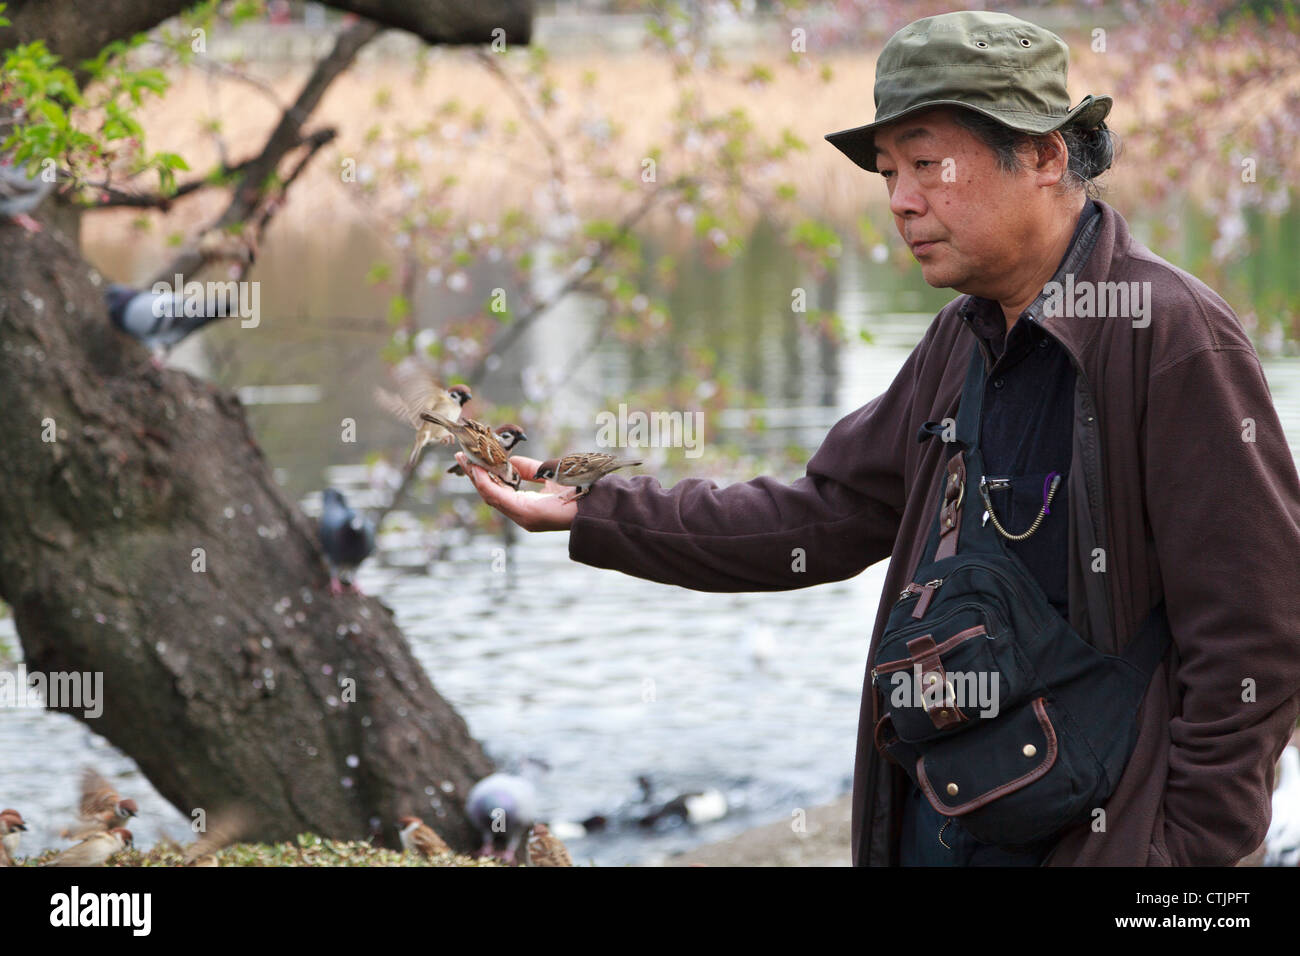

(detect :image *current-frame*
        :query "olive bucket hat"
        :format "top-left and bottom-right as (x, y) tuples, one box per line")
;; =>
(825, 10), (1111, 173)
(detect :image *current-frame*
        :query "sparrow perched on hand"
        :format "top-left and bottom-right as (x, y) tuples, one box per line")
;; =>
(60, 768), (138, 840)
(533, 453), (643, 501)
(44, 828), (133, 867)
(423, 413), (527, 490)
(445, 424), (528, 477)
(397, 816), (453, 859)
(526, 823), (573, 867)
(374, 358), (473, 470)
(319, 488), (376, 596)
(466, 773), (537, 865)
(0, 809), (27, 866)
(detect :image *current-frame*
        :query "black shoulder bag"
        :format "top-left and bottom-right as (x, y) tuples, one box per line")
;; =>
(871, 338), (1171, 848)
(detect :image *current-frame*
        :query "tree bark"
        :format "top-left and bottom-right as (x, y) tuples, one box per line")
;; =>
(0, 0), (535, 851)
(0, 0), (532, 65)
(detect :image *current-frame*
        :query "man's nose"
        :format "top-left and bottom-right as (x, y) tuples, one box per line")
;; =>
(888, 171), (926, 220)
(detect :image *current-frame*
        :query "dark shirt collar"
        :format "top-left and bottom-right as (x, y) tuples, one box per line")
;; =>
(960, 198), (1100, 345)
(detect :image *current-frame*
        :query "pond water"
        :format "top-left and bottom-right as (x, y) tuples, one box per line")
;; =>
(2, 204), (1297, 865)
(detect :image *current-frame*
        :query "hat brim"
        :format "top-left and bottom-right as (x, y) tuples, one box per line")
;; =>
(824, 95), (1112, 173)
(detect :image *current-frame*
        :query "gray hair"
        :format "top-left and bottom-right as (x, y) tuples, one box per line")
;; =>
(950, 108), (1118, 197)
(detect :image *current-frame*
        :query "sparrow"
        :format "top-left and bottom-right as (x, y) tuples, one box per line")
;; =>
(374, 358), (474, 470)
(423, 413), (527, 490)
(43, 828), (133, 867)
(397, 816), (453, 859)
(0, 154), (56, 232)
(0, 809), (26, 867)
(466, 773), (537, 865)
(60, 768), (138, 839)
(533, 453), (644, 502)
(319, 488), (376, 596)
(525, 823), (573, 867)
(0, 808), (26, 859)
(105, 283), (237, 367)
(445, 424), (527, 476)
(182, 807), (249, 867)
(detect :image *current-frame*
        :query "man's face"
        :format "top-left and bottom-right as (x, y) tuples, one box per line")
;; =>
(872, 108), (1043, 298)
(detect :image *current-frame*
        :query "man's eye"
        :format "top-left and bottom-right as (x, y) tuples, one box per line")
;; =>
(915, 160), (934, 169)
(879, 169), (895, 180)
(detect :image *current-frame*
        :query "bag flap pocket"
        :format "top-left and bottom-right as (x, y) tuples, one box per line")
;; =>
(915, 696), (1057, 817)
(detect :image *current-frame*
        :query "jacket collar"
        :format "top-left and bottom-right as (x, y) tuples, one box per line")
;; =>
(958, 198), (1110, 364)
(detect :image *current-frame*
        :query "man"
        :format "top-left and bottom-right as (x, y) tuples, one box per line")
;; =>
(459, 11), (1300, 866)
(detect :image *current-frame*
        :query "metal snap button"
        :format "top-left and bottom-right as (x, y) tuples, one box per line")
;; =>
(1019, 37), (1032, 47)
(974, 40), (988, 48)
(1023, 744), (1037, 757)
(947, 782), (959, 795)
(993, 378), (1004, 389)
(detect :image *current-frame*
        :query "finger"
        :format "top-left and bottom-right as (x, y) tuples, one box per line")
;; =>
(507, 456), (544, 482)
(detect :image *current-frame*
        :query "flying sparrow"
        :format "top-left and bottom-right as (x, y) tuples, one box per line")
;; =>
(422, 413), (527, 490)
(397, 816), (453, 859)
(526, 823), (574, 867)
(374, 358), (473, 470)
(182, 807), (250, 867)
(445, 424), (528, 476)
(43, 828), (133, 867)
(533, 453), (644, 501)
(60, 768), (138, 839)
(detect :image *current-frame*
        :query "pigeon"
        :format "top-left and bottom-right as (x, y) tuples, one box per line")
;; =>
(319, 488), (376, 596)
(1264, 744), (1300, 866)
(373, 358), (473, 470)
(525, 823), (573, 867)
(105, 283), (237, 367)
(466, 772), (537, 864)
(0, 154), (56, 232)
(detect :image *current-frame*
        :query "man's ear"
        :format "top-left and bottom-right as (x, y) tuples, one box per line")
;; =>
(1033, 131), (1070, 186)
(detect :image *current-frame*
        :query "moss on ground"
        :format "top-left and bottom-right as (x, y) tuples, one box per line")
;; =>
(21, 833), (503, 867)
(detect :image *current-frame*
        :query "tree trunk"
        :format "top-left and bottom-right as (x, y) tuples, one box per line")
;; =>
(0, 0), (535, 851)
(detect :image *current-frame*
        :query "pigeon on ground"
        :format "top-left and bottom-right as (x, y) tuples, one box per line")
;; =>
(0, 155), (56, 232)
(105, 283), (237, 367)
(466, 772), (537, 865)
(1264, 744), (1300, 866)
(319, 488), (376, 596)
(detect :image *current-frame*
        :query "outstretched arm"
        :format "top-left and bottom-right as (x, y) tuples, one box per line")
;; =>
(462, 325), (935, 592)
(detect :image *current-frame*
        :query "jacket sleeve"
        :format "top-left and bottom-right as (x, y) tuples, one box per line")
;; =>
(1144, 344), (1300, 866)
(565, 326), (935, 592)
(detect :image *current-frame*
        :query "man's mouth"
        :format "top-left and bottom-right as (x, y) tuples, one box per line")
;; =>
(909, 239), (943, 255)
